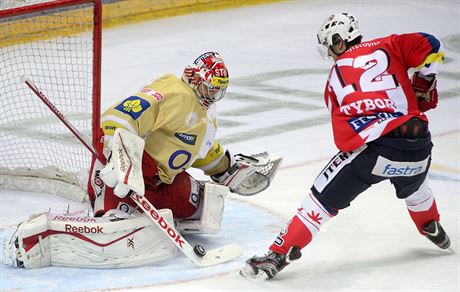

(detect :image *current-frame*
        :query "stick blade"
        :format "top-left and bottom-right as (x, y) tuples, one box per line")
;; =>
(194, 243), (243, 267)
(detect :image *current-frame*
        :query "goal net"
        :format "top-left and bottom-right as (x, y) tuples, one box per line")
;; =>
(0, 0), (102, 202)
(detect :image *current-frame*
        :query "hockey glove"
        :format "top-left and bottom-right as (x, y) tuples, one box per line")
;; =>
(411, 72), (438, 112)
(211, 151), (282, 196)
(99, 128), (146, 198)
(99, 160), (132, 198)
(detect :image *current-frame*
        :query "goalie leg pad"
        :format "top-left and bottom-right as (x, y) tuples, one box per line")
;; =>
(4, 210), (177, 269)
(176, 182), (228, 234)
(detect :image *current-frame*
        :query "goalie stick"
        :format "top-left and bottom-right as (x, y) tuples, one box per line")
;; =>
(22, 75), (243, 267)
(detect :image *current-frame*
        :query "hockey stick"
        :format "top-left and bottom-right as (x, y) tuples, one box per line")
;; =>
(22, 75), (243, 267)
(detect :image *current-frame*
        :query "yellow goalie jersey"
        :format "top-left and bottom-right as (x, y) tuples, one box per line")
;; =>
(100, 74), (227, 184)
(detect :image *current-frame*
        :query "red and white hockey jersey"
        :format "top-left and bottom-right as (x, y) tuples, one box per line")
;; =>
(324, 32), (445, 152)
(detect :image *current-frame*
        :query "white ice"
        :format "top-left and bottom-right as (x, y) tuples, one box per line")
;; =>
(1, 0), (459, 291)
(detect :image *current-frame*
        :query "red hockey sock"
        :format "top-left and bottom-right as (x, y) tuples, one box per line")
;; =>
(269, 215), (313, 254)
(269, 193), (335, 255)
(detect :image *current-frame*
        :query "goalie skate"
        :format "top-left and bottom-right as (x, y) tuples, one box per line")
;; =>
(3, 233), (23, 268)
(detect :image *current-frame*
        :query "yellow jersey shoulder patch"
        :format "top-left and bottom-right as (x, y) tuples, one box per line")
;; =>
(114, 95), (151, 120)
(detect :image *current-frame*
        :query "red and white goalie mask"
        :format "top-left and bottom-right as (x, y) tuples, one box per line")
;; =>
(182, 51), (229, 108)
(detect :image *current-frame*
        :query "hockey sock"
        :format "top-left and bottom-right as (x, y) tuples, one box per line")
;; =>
(408, 199), (440, 234)
(270, 193), (335, 254)
(405, 180), (440, 234)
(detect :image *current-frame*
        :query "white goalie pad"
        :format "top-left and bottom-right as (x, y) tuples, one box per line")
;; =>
(176, 183), (228, 234)
(112, 128), (145, 195)
(101, 128), (145, 197)
(220, 152), (283, 196)
(3, 209), (177, 269)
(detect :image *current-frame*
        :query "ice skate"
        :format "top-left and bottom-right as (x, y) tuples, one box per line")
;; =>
(239, 246), (301, 280)
(422, 220), (450, 249)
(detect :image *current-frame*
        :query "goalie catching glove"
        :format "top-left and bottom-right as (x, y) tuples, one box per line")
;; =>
(211, 151), (282, 196)
(99, 128), (146, 198)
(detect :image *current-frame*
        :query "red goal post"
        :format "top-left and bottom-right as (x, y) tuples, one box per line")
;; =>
(0, 0), (102, 202)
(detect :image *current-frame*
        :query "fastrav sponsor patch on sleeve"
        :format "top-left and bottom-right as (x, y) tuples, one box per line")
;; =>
(115, 96), (151, 120)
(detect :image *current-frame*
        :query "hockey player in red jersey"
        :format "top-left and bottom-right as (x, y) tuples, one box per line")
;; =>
(240, 12), (450, 280)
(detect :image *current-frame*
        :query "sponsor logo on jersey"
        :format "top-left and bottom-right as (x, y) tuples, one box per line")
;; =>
(115, 96), (150, 120)
(65, 224), (103, 233)
(169, 150), (192, 170)
(104, 125), (117, 133)
(348, 112), (402, 133)
(175, 133), (197, 145)
(139, 87), (164, 101)
(371, 155), (429, 177)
